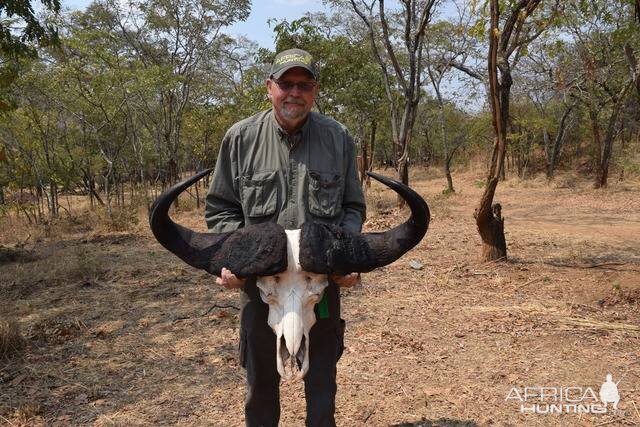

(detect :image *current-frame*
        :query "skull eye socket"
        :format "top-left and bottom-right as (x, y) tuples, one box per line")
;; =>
(258, 286), (277, 304)
(307, 291), (322, 304)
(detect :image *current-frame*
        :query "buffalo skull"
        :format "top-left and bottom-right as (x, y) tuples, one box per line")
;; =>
(149, 170), (429, 380)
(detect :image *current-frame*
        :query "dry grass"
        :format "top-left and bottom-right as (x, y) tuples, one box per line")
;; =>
(0, 319), (25, 360)
(0, 191), (208, 247)
(560, 317), (640, 334)
(9, 403), (42, 426)
(365, 181), (398, 217)
(1, 166), (640, 426)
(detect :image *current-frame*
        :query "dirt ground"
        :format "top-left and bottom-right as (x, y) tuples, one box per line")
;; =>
(1, 168), (639, 426)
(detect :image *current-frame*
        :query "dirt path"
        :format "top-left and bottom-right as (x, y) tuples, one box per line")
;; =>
(1, 171), (639, 426)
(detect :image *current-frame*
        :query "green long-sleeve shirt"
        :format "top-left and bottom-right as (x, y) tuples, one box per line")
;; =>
(205, 109), (366, 234)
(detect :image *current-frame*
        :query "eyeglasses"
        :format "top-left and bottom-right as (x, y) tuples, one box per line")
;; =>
(272, 79), (317, 92)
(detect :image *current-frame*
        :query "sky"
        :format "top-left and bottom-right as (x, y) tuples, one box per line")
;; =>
(60, 0), (335, 49)
(229, 0), (333, 48)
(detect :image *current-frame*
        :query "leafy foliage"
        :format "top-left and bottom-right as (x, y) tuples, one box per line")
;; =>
(0, 0), (638, 223)
(1, 0), (60, 57)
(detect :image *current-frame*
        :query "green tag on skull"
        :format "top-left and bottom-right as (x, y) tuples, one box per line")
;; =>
(318, 292), (329, 319)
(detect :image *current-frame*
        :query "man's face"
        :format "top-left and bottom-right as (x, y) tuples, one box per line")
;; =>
(267, 68), (318, 131)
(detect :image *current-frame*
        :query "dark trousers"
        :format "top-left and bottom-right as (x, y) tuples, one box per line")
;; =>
(239, 278), (344, 427)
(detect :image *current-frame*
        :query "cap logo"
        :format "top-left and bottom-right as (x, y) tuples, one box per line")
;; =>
(275, 53), (312, 65)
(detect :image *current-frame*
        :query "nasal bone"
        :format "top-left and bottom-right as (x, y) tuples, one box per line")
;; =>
(282, 299), (304, 357)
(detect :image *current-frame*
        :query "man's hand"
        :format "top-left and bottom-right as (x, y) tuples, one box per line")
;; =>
(216, 267), (246, 289)
(331, 272), (361, 288)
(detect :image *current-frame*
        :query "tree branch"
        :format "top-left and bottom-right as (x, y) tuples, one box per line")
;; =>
(449, 60), (484, 81)
(379, 0), (407, 91)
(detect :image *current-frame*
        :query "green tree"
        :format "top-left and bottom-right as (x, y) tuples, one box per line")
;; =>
(561, 0), (638, 188)
(1, 0), (60, 57)
(88, 0), (250, 184)
(1, 0), (61, 116)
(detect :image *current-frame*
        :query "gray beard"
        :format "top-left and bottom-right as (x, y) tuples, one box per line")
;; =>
(281, 103), (307, 120)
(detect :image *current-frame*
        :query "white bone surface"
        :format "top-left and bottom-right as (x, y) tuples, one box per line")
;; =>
(256, 229), (329, 381)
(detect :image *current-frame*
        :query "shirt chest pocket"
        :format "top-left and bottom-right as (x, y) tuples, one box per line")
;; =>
(241, 171), (278, 218)
(308, 171), (344, 218)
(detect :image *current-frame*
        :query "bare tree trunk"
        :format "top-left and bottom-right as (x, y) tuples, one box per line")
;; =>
(88, 178), (94, 209)
(596, 131), (613, 188)
(475, 0), (524, 262)
(104, 175), (111, 219)
(624, 42), (640, 102)
(444, 161), (454, 193)
(50, 181), (58, 217)
(359, 119), (377, 191)
(595, 81), (633, 188)
(114, 176), (120, 209)
(104, 173), (113, 220)
(589, 108), (602, 172)
(85, 169), (104, 208)
(438, 92), (454, 193)
(424, 126), (432, 166)
(368, 119), (376, 174)
(40, 182), (49, 217)
(194, 179), (200, 210)
(428, 68), (455, 193)
(543, 127), (551, 170)
(359, 131), (368, 186)
(35, 186), (43, 222)
(142, 168), (149, 210)
(618, 129), (629, 181)
(397, 139), (410, 206)
(476, 184), (506, 260)
(132, 175), (138, 206)
(546, 103), (575, 179)
(444, 136), (464, 192)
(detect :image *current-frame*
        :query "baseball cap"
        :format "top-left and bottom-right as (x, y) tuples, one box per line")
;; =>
(269, 48), (318, 80)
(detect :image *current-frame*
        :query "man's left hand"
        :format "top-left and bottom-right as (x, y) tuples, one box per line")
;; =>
(331, 272), (361, 288)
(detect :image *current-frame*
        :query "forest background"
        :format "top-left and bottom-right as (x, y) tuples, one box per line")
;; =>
(1, 0), (638, 229)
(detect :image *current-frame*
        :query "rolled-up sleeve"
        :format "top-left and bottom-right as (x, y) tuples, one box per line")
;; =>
(340, 132), (366, 233)
(204, 132), (244, 233)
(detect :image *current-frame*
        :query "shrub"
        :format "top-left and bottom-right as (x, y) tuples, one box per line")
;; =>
(106, 208), (140, 232)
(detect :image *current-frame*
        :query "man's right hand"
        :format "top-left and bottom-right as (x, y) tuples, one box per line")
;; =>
(215, 267), (246, 289)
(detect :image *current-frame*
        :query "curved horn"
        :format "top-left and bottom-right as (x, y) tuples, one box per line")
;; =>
(299, 172), (430, 274)
(149, 169), (288, 278)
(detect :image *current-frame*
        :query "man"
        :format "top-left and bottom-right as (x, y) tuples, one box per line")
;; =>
(204, 48), (366, 427)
